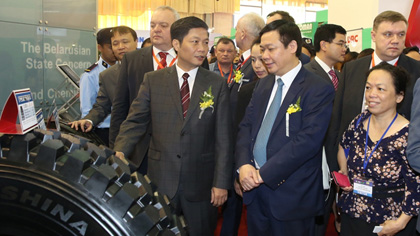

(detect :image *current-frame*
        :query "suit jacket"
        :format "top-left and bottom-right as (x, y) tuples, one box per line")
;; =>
(406, 79), (420, 231)
(83, 64), (119, 128)
(110, 47), (154, 166)
(230, 59), (256, 138)
(114, 66), (233, 201)
(328, 54), (420, 170)
(236, 67), (335, 221)
(304, 59), (341, 171)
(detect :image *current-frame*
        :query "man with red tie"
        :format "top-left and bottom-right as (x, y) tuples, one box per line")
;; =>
(303, 23), (347, 236)
(114, 16), (232, 236)
(110, 6), (179, 171)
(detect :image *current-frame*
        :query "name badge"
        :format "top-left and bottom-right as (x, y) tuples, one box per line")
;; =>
(353, 178), (373, 197)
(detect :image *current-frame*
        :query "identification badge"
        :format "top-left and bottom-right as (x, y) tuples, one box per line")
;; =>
(353, 178), (373, 197)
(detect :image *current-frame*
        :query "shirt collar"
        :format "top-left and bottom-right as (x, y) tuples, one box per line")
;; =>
(242, 49), (251, 61)
(175, 64), (199, 80)
(373, 51), (399, 66)
(314, 56), (334, 74)
(275, 61), (302, 88)
(153, 46), (177, 59)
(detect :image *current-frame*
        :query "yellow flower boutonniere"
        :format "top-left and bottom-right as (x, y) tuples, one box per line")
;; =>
(233, 70), (249, 92)
(287, 96), (302, 114)
(199, 86), (214, 119)
(286, 96), (302, 137)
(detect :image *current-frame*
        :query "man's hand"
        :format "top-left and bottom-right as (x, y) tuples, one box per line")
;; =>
(114, 151), (129, 165)
(68, 119), (93, 132)
(234, 178), (243, 197)
(239, 164), (261, 191)
(211, 187), (228, 207)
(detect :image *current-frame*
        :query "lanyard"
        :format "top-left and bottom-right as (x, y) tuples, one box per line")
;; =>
(363, 113), (398, 173)
(236, 55), (250, 71)
(152, 51), (177, 69)
(371, 53), (398, 67)
(217, 62), (233, 83)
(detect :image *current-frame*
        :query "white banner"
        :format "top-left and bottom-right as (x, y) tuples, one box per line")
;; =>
(347, 28), (363, 53)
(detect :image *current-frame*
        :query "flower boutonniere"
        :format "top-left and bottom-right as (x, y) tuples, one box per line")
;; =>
(233, 70), (249, 92)
(199, 86), (214, 119)
(286, 96), (302, 137)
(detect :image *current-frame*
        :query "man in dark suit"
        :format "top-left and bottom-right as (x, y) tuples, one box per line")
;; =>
(110, 6), (179, 168)
(237, 20), (335, 235)
(406, 79), (420, 232)
(114, 17), (232, 236)
(304, 23), (347, 236)
(69, 26), (138, 146)
(328, 11), (420, 174)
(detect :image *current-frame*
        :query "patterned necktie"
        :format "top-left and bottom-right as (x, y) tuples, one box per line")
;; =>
(157, 52), (168, 70)
(253, 78), (284, 167)
(180, 73), (190, 118)
(328, 69), (339, 91)
(236, 55), (245, 70)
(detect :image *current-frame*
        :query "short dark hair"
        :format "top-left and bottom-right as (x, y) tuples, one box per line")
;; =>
(373, 11), (407, 31)
(251, 37), (261, 48)
(141, 38), (151, 48)
(357, 48), (374, 59)
(313, 24), (347, 52)
(267, 10), (295, 23)
(111, 26), (137, 41)
(216, 37), (236, 48)
(260, 20), (302, 57)
(170, 16), (208, 44)
(403, 46), (419, 54)
(367, 62), (408, 97)
(96, 27), (113, 46)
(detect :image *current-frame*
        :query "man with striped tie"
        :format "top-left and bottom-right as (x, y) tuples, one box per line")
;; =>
(114, 16), (232, 236)
(303, 23), (347, 236)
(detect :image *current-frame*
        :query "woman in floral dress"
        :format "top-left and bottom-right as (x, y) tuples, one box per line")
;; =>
(337, 62), (420, 236)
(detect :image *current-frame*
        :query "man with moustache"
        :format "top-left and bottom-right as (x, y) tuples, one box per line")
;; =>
(113, 17), (232, 236)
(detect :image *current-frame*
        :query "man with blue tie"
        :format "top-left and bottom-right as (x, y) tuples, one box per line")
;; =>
(236, 20), (335, 235)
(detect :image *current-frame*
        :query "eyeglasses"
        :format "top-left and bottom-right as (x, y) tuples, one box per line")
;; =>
(332, 42), (349, 49)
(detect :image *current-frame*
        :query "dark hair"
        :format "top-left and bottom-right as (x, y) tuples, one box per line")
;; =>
(357, 48), (374, 59)
(302, 42), (315, 58)
(96, 27), (113, 45)
(170, 16), (208, 44)
(251, 37), (261, 48)
(267, 10), (295, 23)
(373, 11), (407, 31)
(403, 46), (419, 54)
(216, 37), (236, 48)
(111, 26), (137, 41)
(367, 62), (408, 96)
(260, 20), (302, 57)
(141, 38), (151, 48)
(313, 24), (347, 52)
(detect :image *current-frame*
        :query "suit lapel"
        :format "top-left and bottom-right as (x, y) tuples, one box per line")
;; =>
(270, 69), (305, 136)
(167, 67), (184, 120)
(183, 68), (207, 128)
(312, 60), (332, 84)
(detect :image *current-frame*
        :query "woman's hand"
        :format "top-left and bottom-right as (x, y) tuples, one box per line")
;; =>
(337, 170), (353, 192)
(378, 213), (411, 236)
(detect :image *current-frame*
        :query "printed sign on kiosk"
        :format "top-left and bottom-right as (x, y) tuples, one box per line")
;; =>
(0, 88), (38, 134)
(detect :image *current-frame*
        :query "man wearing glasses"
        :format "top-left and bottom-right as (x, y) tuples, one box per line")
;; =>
(328, 10), (420, 188)
(303, 23), (347, 236)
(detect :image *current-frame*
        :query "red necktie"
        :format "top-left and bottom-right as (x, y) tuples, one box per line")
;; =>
(236, 55), (244, 70)
(328, 69), (339, 91)
(157, 52), (168, 70)
(181, 73), (190, 118)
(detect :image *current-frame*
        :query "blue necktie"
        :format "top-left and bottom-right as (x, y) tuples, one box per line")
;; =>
(253, 78), (284, 168)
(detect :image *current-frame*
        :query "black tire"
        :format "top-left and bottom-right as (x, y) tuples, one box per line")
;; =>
(0, 130), (187, 236)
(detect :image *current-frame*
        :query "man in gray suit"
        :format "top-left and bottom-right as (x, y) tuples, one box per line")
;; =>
(110, 6), (179, 168)
(69, 26), (138, 146)
(114, 17), (233, 236)
(304, 23), (347, 236)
